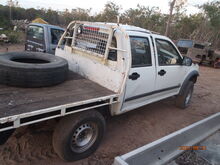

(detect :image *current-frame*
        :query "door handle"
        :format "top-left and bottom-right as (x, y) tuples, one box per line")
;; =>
(158, 69), (166, 76)
(129, 72), (140, 80)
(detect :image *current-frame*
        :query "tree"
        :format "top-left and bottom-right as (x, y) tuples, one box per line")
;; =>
(203, 1), (220, 29)
(121, 5), (165, 33)
(201, 1), (220, 47)
(95, 1), (121, 22)
(165, 0), (187, 36)
(71, 8), (91, 21)
(1, 0), (220, 47)
(170, 13), (204, 40)
(7, 0), (19, 21)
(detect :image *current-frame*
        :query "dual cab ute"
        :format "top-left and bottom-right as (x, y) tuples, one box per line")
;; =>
(0, 21), (199, 161)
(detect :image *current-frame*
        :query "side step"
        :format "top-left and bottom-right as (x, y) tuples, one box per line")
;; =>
(113, 112), (220, 165)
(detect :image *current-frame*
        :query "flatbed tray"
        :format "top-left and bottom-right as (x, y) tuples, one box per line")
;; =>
(0, 71), (117, 130)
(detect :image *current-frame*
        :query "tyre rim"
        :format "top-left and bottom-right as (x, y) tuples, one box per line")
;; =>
(185, 88), (193, 105)
(71, 122), (98, 153)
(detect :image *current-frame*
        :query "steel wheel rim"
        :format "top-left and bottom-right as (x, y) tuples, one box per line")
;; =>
(185, 88), (193, 105)
(71, 122), (98, 153)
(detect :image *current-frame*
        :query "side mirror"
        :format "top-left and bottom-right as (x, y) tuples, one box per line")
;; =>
(182, 56), (193, 66)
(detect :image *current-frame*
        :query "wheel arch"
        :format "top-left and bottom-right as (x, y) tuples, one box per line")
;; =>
(179, 70), (199, 95)
(95, 105), (111, 119)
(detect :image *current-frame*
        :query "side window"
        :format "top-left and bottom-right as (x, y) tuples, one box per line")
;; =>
(130, 37), (152, 67)
(108, 36), (117, 61)
(27, 26), (44, 41)
(51, 29), (64, 45)
(156, 39), (182, 65)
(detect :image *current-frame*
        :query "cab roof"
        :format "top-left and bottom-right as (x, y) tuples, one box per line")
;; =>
(28, 23), (65, 31)
(93, 22), (152, 34)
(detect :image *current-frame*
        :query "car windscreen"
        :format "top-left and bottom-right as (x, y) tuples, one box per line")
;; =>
(51, 28), (64, 45)
(27, 25), (44, 41)
(177, 40), (193, 48)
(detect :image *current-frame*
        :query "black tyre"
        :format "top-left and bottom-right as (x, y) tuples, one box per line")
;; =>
(0, 51), (68, 87)
(53, 110), (106, 161)
(176, 81), (194, 109)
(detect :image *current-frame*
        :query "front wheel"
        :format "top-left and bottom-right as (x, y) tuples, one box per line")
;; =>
(52, 110), (106, 161)
(176, 81), (194, 109)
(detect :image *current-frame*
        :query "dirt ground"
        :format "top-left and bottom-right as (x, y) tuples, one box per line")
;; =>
(0, 44), (24, 53)
(0, 44), (219, 165)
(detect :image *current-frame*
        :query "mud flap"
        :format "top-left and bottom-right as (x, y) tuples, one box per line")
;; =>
(0, 129), (15, 145)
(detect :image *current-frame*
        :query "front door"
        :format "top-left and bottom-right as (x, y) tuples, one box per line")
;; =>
(122, 35), (156, 111)
(154, 38), (186, 97)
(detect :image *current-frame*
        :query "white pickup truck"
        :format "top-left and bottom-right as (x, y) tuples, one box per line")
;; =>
(0, 21), (199, 161)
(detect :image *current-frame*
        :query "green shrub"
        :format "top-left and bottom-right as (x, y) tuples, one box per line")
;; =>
(1, 30), (25, 44)
(8, 32), (20, 43)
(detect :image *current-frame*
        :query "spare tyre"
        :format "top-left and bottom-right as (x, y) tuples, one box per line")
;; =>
(0, 51), (69, 88)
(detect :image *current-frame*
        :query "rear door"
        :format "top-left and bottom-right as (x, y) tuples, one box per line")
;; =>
(25, 25), (46, 52)
(122, 35), (156, 111)
(154, 38), (186, 97)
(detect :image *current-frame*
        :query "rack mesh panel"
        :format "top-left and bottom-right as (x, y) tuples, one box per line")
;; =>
(73, 25), (110, 55)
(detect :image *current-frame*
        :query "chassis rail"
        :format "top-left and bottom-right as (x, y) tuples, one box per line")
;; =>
(113, 112), (220, 165)
(0, 94), (118, 132)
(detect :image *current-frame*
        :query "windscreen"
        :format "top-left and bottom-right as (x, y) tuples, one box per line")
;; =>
(27, 25), (44, 41)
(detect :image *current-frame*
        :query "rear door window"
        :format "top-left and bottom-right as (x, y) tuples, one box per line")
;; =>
(130, 37), (152, 67)
(27, 25), (44, 41)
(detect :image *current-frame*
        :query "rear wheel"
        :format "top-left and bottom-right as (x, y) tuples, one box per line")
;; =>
(176, 81), (194, 109)
(52, 110), (106, 161)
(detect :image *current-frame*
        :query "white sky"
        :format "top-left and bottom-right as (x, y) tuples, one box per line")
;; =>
(0, 0), (210, 14)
